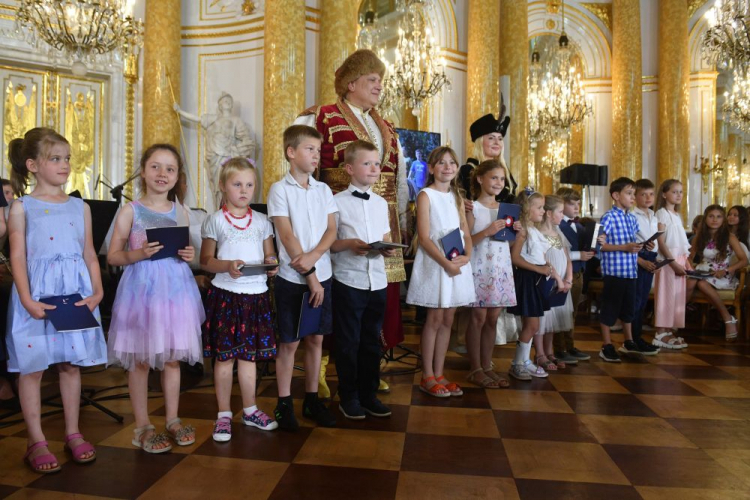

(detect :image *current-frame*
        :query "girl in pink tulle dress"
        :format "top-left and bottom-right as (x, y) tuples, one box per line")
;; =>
(107, 144), (204, 454)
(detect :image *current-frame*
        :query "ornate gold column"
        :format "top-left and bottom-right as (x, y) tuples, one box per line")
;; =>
(568, 125), (584, 165)
(124, 53), (138, 200)
(728, 133), (742, 207)
(500, 0), (529, 189)
(142, 0), (180, 147)
(318, 0), (359, 104)
(714, 118), (727, 206)
(658, 0), (690, 220)
(263, 0), (306, 199)
(611, 0), (642, 181)
(466, 0), (500, 148)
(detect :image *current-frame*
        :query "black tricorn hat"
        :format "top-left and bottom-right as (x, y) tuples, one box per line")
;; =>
(470, 114), (511, 142)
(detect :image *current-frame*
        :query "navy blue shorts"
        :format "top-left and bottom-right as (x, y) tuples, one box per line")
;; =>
(274, 276), (332, 343)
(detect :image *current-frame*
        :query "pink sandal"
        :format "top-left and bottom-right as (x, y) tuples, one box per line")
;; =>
(24, 440), (61, 474)
(65, 433), (96, 464)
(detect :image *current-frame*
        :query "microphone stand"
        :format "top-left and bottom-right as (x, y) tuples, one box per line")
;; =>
(99, 169), (140, 204)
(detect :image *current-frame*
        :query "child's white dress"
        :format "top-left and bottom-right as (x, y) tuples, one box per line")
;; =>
(407, 188), (476, 308)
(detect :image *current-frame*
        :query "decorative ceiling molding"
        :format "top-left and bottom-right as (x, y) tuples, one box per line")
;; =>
(688, 0), (709, 19)
(580, 2), (612, 33)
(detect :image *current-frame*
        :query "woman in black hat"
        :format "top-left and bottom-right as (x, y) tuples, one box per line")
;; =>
(457, 110), (516, 203)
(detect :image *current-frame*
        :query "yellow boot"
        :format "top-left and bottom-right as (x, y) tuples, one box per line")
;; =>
(318, 354), (331, 399)
(378, 378), (390, 393)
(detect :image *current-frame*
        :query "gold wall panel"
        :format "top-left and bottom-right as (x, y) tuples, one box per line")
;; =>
(658, 0), (690, 221)
(1, 69), (43, 179)
(143, 0), (181, 147)
(500, 0), (530, 189)
(466, 0), (500, 149)
(59, 76), (105, 199)
(262, 0), (306, 199)
(611, 0), (642, 181)
(318, 0), (359, 105)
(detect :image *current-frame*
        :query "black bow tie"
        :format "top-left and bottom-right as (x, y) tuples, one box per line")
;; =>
(352, 190), (370, 200)
(566, 217), (580, 225)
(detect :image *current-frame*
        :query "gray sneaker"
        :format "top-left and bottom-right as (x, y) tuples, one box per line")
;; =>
(568, 347), (591, 361)
(553, 351), (579, 365)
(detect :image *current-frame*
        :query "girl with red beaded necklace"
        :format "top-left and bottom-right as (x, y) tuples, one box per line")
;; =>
(200, 157), (280, 442)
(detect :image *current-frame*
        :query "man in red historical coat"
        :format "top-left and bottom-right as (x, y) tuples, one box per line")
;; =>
(294, 49), (409, 397)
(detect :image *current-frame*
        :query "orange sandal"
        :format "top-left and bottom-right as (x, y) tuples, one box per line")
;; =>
(419, 376), (450, 398)
(436, 376), (464, 396)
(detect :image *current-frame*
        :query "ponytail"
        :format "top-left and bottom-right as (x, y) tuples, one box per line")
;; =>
(7, 127), (69, 197)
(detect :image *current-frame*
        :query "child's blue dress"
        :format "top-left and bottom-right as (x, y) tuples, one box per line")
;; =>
(5, 196), (107, 375)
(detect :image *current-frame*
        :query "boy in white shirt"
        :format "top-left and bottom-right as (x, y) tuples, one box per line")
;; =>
(331, 141), (395, 420)
(267, 125), (338, 430)
(631, 179), (662, 355)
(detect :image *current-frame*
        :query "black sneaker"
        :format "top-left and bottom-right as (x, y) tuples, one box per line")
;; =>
(274, 400), (299, 432)
(553, 351), (579, 365)
(635, 338), (660, 356)
(618, 340), (646, 361)
(339, 399), (366, 420)
(568, 347), (591, 361)
(599, 344), (621, 363)
(361, 397), (392, 418)
(303, 399), (337, 428)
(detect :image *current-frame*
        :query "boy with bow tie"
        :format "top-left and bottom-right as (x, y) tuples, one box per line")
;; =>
(330, 140), (395, 420)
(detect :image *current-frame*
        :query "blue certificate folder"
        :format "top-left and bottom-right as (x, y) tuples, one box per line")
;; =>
(145, 226), (189, 261)
(297, 292), (323, 339)
(440, 228), (464, 260)
(39, 294), (100, 333)
(494, 203), (521, 241)
(537, 277), (568, 308)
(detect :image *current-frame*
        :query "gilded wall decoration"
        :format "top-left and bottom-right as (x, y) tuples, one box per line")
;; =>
(3, 81), (37, 178)
(580, 2), (613, 33)
(59, 77), (105, 199)
(64, 89), (95, 197)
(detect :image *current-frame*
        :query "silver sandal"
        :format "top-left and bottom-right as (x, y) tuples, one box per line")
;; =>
(132, 424), (172, 454)
(166, 418), (196, 446)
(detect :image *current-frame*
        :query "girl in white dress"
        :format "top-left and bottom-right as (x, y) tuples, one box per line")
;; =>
(687, 205), (747, 341)
(465, 160), (517, 389)
(534, 195), (572, 372)
(407, 146), (475, 398)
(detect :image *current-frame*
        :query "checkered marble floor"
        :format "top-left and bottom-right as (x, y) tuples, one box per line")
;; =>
(2, 308), (750, 499)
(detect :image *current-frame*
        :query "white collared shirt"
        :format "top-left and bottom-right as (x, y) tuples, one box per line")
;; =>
(332, 184), (391, 291)
(561, 214), (581, 261)
(267, 172), (338, 284)
(633, 206), (659, 254)
(293, 103), (409, 229)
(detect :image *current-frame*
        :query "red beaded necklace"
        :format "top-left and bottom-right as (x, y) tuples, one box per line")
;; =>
(222, 204), (252, 230)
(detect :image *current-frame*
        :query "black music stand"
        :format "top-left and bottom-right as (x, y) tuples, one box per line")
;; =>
(559, 163), (609, 216)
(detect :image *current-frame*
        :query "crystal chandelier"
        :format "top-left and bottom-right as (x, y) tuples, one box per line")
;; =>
(377, 0), (450, 115)
(528, 51), (554, 148)
(15, 0), (144, 76)
(723, 70), (750, 132)
(527, 1), (592, 148)
(702, 0), (750, 72)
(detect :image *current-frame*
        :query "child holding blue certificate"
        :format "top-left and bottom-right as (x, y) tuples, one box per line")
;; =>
(6, 128), (107, 473)
(406, 146), (475, 398)
(464, 159), (516, 389)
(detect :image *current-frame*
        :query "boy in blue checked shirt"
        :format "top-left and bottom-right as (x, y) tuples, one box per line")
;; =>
(597, 177), (645, 362)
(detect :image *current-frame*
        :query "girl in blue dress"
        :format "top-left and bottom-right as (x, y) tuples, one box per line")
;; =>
(6, 128), (107, 473)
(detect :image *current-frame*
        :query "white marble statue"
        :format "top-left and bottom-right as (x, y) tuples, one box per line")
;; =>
(174, 92), (256, 208)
